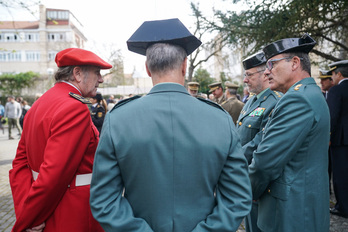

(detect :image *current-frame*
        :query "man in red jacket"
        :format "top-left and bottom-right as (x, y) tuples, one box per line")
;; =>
(9, 48), (112, 232)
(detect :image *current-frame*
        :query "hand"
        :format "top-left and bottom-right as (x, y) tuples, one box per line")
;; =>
(26, 222), (45, 232)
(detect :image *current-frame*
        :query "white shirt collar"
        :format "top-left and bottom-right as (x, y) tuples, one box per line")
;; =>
(339, 78), (348, 85)
(60, 81), (82, 95)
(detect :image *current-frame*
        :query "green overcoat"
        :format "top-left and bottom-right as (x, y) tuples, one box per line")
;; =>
(90, 83), (252, 232)
(249, 78), (330, 232)
(236, 88), (282, 164)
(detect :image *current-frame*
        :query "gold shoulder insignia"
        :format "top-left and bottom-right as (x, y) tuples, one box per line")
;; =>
(69, 92), (91, 104)
(294, 84), (303, 91)
(273, 91), (282, 97)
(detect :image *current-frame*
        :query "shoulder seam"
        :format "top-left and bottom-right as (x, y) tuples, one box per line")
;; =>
(110, 95), (141, 112)
(197, 98), (226, 112)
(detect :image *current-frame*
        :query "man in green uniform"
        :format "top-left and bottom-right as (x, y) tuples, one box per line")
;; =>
(236, 51), (282, 232)
(90, 18), (252, 232)
(208, 82), (226, 105)
(221, 82), (244, 124)
(249, 34), (330, 232)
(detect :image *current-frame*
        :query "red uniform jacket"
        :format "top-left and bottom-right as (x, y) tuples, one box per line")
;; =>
(9, 82), (103, 232)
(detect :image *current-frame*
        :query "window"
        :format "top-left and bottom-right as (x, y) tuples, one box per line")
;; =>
(0, 51), (22, 61)
(48, 51), (57, 61)
(48, 33), (65, 41)
(25, 33), (39, 42)
(3, 33), (19, 42)
(26, 51), (40, 61)
(47, 10), (69, 20)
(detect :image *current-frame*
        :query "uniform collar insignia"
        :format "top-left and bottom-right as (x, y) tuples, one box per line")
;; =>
(294, 84), (303, 91)
(69, 92), (91, 104)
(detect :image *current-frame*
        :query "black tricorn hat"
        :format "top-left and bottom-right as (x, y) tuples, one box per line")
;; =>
(127, 18), (202, 56)
(263, 33), (316, 60)
(242, 51), (266, 70)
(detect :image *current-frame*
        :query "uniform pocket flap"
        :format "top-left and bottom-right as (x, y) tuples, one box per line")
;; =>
(267, 181), (290, 201)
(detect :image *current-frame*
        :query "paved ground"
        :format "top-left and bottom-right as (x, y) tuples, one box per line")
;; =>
(0, 125), (347, 232)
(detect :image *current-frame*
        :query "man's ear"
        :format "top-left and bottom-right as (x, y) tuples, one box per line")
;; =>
(292, 56), (302, 71)
(182, 58), (187, 76)
(73, 66), (83, 83)
(145, 61), (152, 77)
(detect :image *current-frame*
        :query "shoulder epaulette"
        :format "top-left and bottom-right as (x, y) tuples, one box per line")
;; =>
(197, 98), (225, 112)
(273, 91), (282, 98)
(69, 92), (91, 104)
(294, 84), (303, 91)
(110, 95), (141, 112)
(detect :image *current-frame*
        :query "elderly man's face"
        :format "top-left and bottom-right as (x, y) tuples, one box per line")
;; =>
(264, 54), (293, 93)
(244, 67), (264, 95)
(80, 66), (103, 98)
(189, 89), (198, 97)
(212, 87), (223, 98)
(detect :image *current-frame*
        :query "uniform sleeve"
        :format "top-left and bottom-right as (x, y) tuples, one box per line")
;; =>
(249, 93), (314, 200)
(192, 120), (252, 232)
(90, 113), (153, 232)
(243, 130), (263, 164)
(10, 102), (92, 232)
(327, 87), (341, 139)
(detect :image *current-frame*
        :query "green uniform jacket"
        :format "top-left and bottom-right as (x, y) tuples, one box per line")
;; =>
(236, 88), (282, 164)
(249, 78), (330, 232)
(221, 96), (244, 125)
(90, 83), (252, 232)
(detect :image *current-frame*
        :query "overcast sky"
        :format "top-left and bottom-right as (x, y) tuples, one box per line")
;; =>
(0, 0), (239, 73)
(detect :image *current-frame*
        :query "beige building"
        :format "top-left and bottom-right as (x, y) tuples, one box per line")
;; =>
(0, 4), (87, 76)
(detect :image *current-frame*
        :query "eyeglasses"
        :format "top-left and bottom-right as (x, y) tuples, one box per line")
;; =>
(266, 57), (292, 71)
(244, 69), (265, 77)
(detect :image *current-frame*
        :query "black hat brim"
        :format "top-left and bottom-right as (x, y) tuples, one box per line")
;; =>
(243, 51), (266, 70)
(263, 34), (316, 60)
(127, 18), (202, 56)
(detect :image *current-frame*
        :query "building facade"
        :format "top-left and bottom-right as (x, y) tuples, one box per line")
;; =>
(0, 4), (87, 76)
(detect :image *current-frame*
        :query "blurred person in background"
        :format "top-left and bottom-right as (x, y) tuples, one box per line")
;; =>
(90, 92), (107, 134)
(327, 60), (348, 218)
(0, 100), (4, 134)
(4, 95), (22, 139)
(19, 100), (31, 129)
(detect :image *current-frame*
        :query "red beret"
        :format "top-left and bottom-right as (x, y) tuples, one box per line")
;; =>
(55, 48), (112, 69)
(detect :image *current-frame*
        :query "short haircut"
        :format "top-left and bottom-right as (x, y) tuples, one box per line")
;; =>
(334, 67), (348, 78)
(54, 65), (90, 82)
(227, 88), (238, 95)
(256, 64), (266, 72)
(284, 52), (311, 76)
(146, 43), (187, 75)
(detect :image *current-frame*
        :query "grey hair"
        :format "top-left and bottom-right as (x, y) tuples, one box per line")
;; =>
(146, 43), (187, 74)
(227, 88), (238, 95)
(284, 52), (311, 76)
(256, 64), (266, 72)
(54, 66), (90, 82)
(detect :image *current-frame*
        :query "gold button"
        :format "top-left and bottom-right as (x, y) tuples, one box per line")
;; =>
(239, 122), (242, 126)
(268, 189), (271, 193)
(248, 125), (251, 128)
